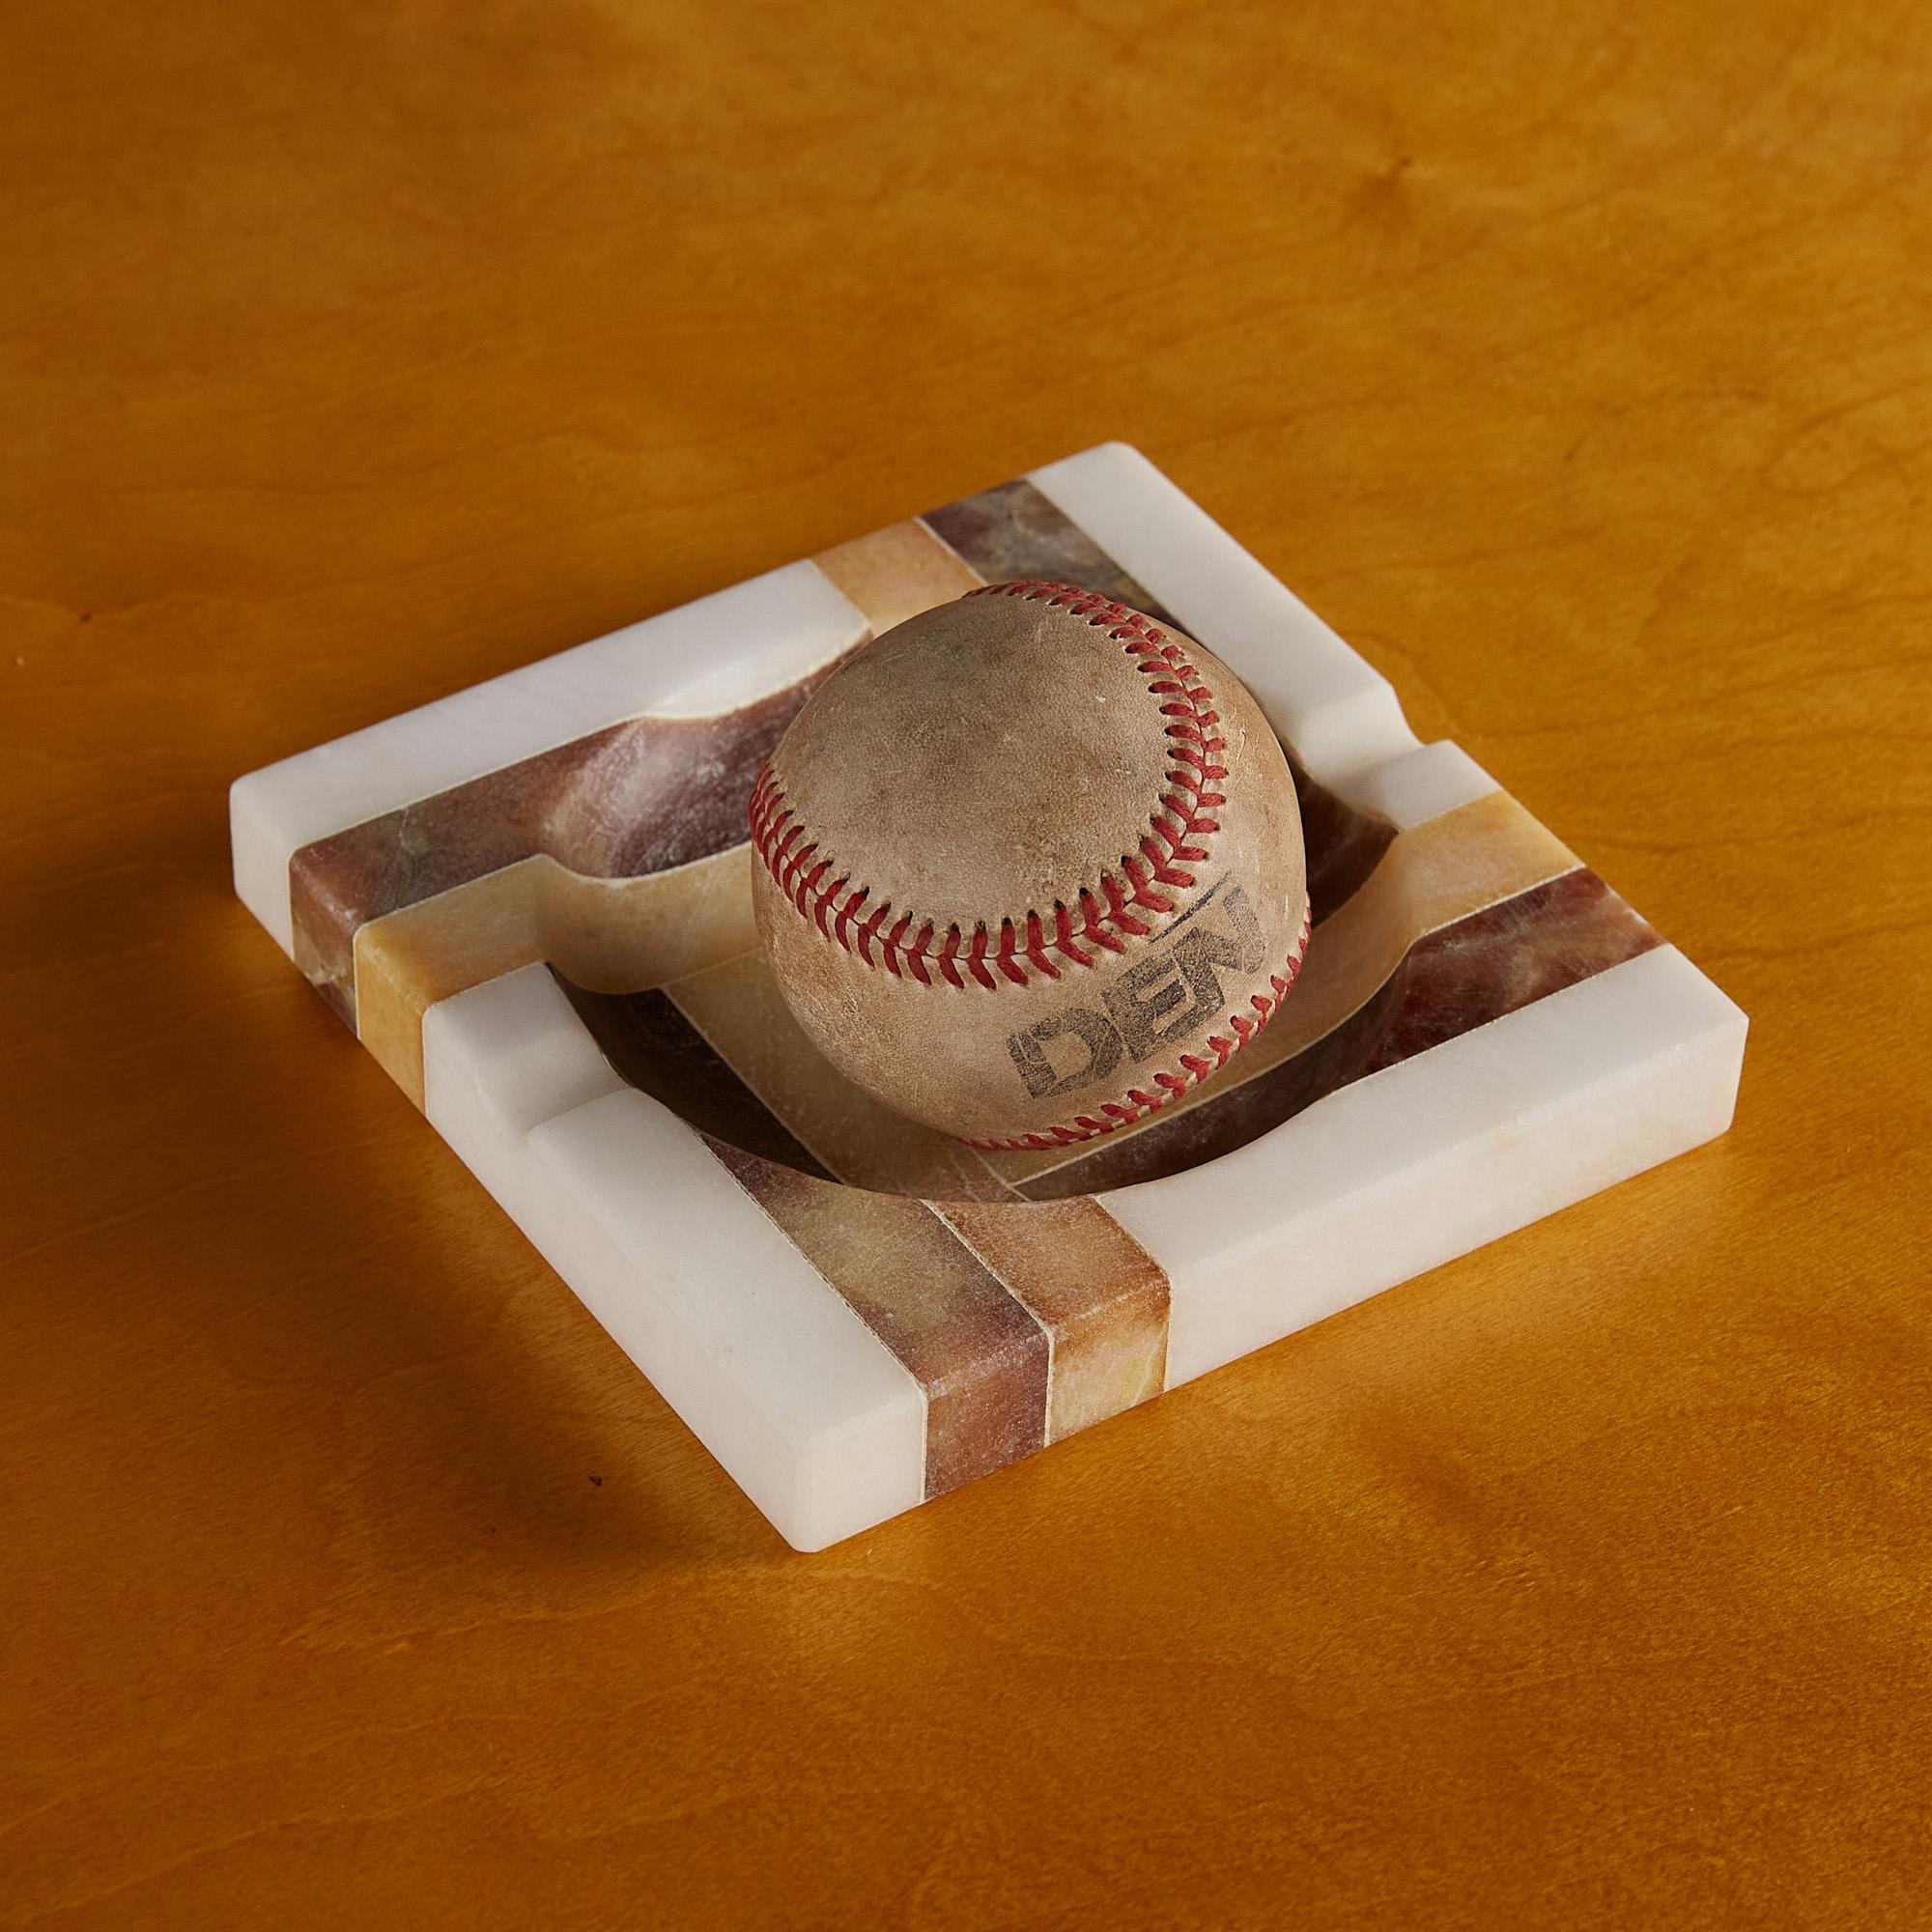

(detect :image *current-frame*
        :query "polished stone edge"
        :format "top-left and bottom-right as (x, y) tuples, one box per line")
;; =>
(420, 963), (926, 1553)
(419, 944), (1743, 1550)
(1104, 942), (1749, 1387)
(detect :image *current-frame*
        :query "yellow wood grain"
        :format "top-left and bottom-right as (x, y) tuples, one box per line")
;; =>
(3, 1), (1928, 1925)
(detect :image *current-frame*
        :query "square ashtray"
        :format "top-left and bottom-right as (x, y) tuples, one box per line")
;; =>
(231, 444), (1747, 1549)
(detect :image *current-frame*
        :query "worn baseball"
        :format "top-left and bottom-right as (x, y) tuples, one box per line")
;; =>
(748, 581), (1310, 1149)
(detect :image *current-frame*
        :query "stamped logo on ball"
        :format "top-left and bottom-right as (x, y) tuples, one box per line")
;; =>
(1007, 879), (1265, 1102)
(749, 582), (1311, 1149)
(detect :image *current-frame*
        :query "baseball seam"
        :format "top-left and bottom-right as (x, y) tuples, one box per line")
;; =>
(957, 895), (1313, 1151)
(747, 581), (1228, 991)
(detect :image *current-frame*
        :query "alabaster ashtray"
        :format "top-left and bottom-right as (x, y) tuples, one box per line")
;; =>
(231, 444), (1747, 1549)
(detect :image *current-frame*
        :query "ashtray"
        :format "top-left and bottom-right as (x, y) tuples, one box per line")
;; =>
(231, 444), (1747, 1549)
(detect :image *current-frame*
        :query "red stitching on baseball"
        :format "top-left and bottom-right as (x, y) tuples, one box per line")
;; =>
(748, 582), (1228, 989)
(956, 895), (1312, 1152)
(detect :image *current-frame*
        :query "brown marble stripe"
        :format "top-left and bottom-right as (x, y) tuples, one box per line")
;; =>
(923, 478), (1182, 626)
(1015, 867), (1663, 1199)
(935, 1200), (1169, 1441)
(290, 653), (861, 1028)
(703, 1140), (1050, 1499)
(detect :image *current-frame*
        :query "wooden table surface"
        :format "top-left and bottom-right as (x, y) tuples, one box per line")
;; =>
(5, 2), (1929, 1925)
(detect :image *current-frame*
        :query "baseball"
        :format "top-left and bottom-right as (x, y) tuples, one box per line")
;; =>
(748, 581), (1310, 1149)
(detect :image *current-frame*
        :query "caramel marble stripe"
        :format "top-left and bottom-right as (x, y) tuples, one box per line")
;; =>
(666, 948), (1018, 1204)
(985, 787), (1579, 1189)
(813, 520), (983, 630)
(353, 846), (756, 1107)
(934, 1201), (1169, 1441)
(704, 1140), (1049, 1499)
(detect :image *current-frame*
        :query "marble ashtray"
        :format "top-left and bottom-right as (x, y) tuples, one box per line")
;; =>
(230, 444), (1747, 1550)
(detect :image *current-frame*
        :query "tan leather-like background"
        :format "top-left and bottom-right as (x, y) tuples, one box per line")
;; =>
(3, 3), (1928, 1925)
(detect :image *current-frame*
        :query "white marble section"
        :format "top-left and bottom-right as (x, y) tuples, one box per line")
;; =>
(421, 965), (926, 1551)
(1105, 945), (1747, 1387)
(229, 559), (868, 955)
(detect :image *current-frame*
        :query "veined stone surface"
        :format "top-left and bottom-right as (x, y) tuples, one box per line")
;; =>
(230, 443), (1748, 1550)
